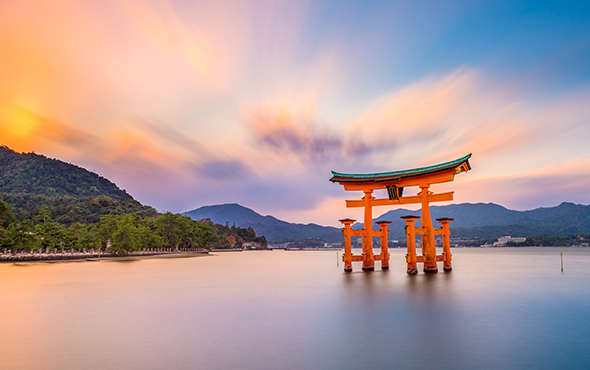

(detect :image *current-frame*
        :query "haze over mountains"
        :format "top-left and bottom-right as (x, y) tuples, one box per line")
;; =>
(184, 202), (590, 242)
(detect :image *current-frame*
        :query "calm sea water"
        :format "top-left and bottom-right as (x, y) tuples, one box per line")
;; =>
(1, 247), (589, 370)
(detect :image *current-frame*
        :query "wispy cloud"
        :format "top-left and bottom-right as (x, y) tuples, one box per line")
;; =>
(349, 68), (480, 145)
(244, 96), (343, 163)
(123, 0), (224, 87)
(195, 159), (253, 180)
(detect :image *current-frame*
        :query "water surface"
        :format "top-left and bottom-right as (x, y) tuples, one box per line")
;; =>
(1, 248), (589, 369)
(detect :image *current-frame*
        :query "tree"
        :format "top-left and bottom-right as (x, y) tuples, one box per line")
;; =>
(110, 214), (140, 254)
(153, 213), (218, 250)
(154, 212), (183, 249)
(34, 211), (65, 250)
(95, 215), (119, 249)
(0, 197), (15, 229)
(64, 222), (91, 250)
(137, 223), (163, 250)
(8, 220), (37, 251)
(0, 197), (16, 248)
(186, 219), (218, 250)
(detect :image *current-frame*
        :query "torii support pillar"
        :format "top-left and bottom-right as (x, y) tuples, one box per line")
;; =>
(437, 218), (454, 272)
(362, 190), (375, 271)
(420, 186), (438, 273)
(339, 218), (355, 272)
(402, 216), (419, 275)
(376, 221), (391, 270)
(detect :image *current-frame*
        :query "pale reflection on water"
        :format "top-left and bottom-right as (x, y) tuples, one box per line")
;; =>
(1, 248), (589, 370)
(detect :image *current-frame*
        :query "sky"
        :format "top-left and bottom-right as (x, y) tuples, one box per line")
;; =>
(1, 0), (590, 227)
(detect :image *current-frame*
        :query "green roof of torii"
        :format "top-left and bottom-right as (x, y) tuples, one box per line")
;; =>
(330, 153), (472, 183)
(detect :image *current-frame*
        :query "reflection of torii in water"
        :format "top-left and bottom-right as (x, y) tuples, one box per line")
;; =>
(330, 154), (472, 274)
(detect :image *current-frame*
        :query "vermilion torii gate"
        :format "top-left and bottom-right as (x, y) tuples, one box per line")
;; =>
(330, 154), (472, 274)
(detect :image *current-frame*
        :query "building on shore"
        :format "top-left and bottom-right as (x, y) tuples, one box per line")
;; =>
(493, 236), (526, 247)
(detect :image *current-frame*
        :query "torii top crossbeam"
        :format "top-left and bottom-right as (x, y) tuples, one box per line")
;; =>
(330, 153), (472, 188)
(330, 154), (471, 208)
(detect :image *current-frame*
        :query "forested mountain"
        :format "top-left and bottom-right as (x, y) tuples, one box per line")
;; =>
(0, 145), (132, 200)
(1, 193), (157, 225)
(0, 145), (151, 225)
(183, 203), (342, 243)
(0, 146), (265, 252)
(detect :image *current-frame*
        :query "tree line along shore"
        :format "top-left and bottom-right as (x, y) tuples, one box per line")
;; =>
(0, 196), (267, 261)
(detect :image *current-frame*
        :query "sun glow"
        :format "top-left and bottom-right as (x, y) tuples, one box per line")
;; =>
(1, 105), (41, 138)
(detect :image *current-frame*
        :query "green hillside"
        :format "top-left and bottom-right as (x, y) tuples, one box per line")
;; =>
(0, 145), (132, 200)
(0, 146), (266, 253)
(0, 145), (154, 226)
(0, 193), (157, 225)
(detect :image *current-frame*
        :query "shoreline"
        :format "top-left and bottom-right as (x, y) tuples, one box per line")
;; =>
(0, 250), (210, 264)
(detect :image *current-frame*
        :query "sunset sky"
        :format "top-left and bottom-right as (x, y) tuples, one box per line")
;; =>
(1, 0), (589, 226)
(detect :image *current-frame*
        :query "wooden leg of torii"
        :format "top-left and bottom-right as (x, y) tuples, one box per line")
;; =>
(362, 190), (375, 271)
(437, 218), (453, 272)
(339, 219), (355, 272)
(377, 221), (391, 270)
(402, 216), (419, 275)
(420, 186), (438, 273)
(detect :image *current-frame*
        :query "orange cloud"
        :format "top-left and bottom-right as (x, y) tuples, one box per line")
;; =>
(0, 104), (207, 185)
(123, 0), (223, 86)
(348, 68), (482, 146)
(0, 105), (98, 154)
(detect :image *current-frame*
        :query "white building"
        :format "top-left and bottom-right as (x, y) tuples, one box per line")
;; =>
(493, 236), (526, 246)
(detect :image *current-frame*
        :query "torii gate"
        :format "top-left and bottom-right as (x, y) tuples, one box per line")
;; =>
(330, 154), (471, 274)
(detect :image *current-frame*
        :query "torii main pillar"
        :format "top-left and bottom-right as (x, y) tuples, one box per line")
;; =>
(330, 154), (472, 273)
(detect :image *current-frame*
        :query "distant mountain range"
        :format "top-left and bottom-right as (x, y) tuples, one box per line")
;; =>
(364, 201), (590, 239)
(183, 204), (343, 243)
(184, 202), (590, 242)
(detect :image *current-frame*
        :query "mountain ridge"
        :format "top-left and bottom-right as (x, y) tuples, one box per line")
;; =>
(183, 203), (343, 242)
(184, 201), (590, 242)
(362, 201), (590, 239)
